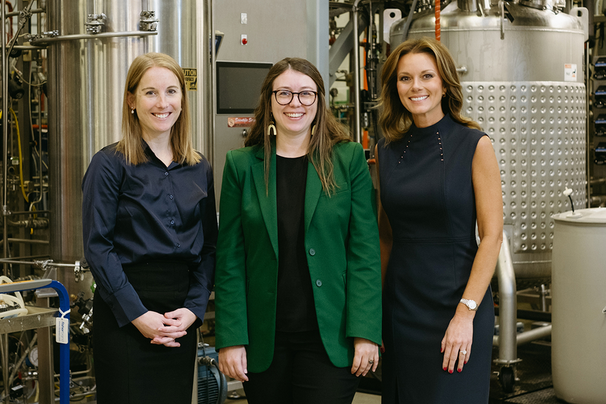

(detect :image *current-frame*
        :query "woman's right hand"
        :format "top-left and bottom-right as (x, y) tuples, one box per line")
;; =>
(218, 345), (249, 382)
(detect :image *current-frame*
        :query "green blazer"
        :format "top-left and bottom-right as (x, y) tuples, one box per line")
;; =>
(214, 141), (381, 372)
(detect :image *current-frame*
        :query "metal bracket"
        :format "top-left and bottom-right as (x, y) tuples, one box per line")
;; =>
(85, 13), (107, 35)
(139, 11), (159, 32)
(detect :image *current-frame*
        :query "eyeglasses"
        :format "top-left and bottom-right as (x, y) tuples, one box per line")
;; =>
(272, 90), (317, 106)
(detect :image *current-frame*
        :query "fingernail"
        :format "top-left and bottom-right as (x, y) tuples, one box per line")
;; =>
(457, 368), (462, 373)
(449, 370), (453, 374)
(464, 361), (468, 364)
(443, 367), (447, 371)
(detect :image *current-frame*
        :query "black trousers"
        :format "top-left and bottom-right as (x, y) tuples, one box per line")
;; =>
(243, 329), (360, 404)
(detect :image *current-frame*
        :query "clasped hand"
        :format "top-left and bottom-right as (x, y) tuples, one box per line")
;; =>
(131, 308), (197, 348)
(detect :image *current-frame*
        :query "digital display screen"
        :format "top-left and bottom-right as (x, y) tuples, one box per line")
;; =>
(216, 61), (273, 114)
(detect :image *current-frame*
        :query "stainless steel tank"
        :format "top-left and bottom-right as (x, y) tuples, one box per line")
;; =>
(44, 1), (210, 287)
(391, 0), (587, 281)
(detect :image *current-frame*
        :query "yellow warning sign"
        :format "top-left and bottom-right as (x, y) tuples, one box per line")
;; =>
(183, 68), (197, 91)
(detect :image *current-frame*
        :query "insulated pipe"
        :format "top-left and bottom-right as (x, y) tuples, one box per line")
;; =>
(493, 230), (521, 366)
(352, 0), (362, 143)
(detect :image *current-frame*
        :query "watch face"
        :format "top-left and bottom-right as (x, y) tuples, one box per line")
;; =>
(469, 300), (477, 310)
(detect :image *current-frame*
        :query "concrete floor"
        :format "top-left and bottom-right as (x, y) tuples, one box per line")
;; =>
(225, 390), (381, 404)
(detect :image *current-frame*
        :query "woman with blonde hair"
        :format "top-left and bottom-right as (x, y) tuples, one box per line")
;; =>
(82, 52), (217, 404)
(376, 38), (502, 403)
(215, 57), (382, 404)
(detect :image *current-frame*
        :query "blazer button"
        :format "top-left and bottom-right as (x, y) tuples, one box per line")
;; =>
(316, 279), (322, 287)
(309, 248), (316, 256)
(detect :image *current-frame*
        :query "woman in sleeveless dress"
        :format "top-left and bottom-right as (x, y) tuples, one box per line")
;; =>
(376, 37), (503, 403)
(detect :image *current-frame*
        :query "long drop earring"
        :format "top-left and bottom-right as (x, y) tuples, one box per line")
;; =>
(311, 124), (316, 136)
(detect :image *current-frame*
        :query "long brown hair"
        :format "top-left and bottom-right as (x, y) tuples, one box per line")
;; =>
(117, 52), (200, 165)
(378, 37), (481, 142)
(245, 57), (350, 193)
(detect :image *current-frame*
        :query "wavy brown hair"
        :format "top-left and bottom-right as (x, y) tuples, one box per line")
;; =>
(117, 52), (200, 165)
(245, 57), (350, 194)
(378, 37), (481, 142)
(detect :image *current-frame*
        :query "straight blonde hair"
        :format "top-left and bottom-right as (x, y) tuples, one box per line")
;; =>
(117, 52), (200, 165)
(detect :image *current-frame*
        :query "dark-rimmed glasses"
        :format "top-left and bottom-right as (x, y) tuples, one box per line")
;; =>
(272, 90), (317, 106)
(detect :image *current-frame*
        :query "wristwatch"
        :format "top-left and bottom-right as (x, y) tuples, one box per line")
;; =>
(460, 298), (478, 311)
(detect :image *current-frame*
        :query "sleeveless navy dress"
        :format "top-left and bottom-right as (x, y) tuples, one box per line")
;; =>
(378, 114), (494, 404)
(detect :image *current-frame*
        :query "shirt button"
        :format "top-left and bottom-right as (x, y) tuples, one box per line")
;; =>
(308, 248), (316, 256)
(164, 172), (169, 176)
(176, 243), (181, 248)
(169, 194), (174, 200)
(315, 279), (322, 287)
(170, 220), (175, 225)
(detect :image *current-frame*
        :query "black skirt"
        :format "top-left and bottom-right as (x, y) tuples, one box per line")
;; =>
(93, 261), (197, 404)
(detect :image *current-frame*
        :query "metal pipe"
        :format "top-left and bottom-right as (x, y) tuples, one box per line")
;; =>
(493, 230), (521, 366)
(0, 258), (78, 268)
(11, 46), (45, 50)
(0, 238), (50, 244)
(7, 334), (37, 390)
(590, 178), (606, 185)
(493, 324), (552, 346)
(352, 0), (362, 143)
(7, 210), (50, 215)
(587, 44), (592, 205)
(4, 8), (45, 18)
(1, 335), (8, 404)
(2, 0), (8, 277)
(29, 30), (158, 45)
(399, 0), (419, 46)
(6, 0), (35, 60)
(540, 284), (547, 312)
(590, 194), (606, 206)
(33, 79), (43, 206)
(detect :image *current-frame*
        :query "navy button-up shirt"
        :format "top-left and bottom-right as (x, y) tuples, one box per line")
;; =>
(82, 142), (218, 327)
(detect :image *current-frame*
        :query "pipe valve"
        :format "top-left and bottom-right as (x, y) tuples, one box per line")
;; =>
(140, 11), (158, 32)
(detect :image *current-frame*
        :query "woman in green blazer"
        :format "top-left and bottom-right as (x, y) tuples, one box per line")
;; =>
(215, 58), (382, 404)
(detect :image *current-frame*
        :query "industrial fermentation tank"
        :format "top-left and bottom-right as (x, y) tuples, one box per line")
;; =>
(552, 208), (606, 404)
(43, 1), (210, 281)
(391, 0), (588, 281)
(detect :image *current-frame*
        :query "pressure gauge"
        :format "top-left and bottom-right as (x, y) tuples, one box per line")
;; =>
(28, 347), (39, 367)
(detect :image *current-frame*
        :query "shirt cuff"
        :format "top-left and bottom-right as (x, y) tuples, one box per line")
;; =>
(104, 284), (148, 327)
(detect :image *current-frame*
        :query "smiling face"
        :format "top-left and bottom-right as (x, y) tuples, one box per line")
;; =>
(396, 51), (446, 128)
(128, 66), (182, 141)
(271, 68), (318, 140)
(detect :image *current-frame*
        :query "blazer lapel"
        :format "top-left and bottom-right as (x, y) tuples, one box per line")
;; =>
(251, 146), (279, 258)
(304, 160), (322, 233)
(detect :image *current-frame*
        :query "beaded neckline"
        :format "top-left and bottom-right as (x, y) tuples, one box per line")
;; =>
(397, 130), (444, 164)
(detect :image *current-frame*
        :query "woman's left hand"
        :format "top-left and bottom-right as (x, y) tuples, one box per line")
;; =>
(440, 310), (474, 374)
(151, 308), (198, 348)
(351, 337), (379, 377)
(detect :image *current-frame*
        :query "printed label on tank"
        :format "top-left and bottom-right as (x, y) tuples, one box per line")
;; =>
(183, 68), (197, 91)
(564, 64), (577, 82)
